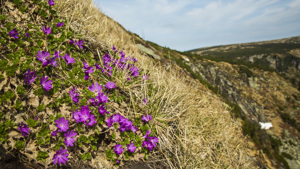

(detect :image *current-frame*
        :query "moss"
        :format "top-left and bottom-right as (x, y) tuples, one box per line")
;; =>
(36, 104), (46, 112)
(17, 86), (26, 95)
(0, 90), (15, 103)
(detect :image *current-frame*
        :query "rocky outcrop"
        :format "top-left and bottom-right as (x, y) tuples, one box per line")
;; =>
(189, 59), (300, 168)
(137, 44), (161, 60)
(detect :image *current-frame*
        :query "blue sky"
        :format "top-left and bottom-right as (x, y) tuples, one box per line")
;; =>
(94, 0), (300, 51)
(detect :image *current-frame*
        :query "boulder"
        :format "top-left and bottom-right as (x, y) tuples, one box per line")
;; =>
(137, 44), (161, 60)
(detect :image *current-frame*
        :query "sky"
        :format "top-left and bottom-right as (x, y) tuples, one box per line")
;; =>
(94, 0), (300, 51)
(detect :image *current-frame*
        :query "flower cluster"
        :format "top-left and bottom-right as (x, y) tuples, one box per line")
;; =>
(142, 130), (159, 151)
(72, 106), (97, 127)
(106, 113), (138, 133)
(10, 0), (158, 164)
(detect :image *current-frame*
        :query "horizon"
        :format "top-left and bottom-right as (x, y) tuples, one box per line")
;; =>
(94, 0), (300, 51)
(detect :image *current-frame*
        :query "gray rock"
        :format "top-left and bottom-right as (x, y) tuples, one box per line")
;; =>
(137, 44), (161, 60)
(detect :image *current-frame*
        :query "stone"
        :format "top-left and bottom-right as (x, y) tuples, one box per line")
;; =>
(136, 44), (161, 60)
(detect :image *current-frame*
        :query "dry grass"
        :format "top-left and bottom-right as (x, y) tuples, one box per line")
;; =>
(54, 0), (258, 168)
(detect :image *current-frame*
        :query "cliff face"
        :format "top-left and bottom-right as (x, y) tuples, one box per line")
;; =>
(186, 37), (300, 169)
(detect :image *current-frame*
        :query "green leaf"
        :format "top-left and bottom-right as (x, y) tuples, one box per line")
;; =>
(111, 133), (117, 142)
(91, 145), (97, 151)
(34, 88), (45, 96)
(37, 104), (46, 112)
(15, 140), (24, 149)
(36, 136), (44, 145)
(144, 153), (149, 160)
(9, 42), (18, 50)
(0, 91), (15, 103)
(53, 141), (64, 150)
(129, 132), (136, 140)
(36, 39), (43, 47)
(26, 119), (39, 128)
(37, 151), (49, 162)
(5, 120), (14, 128)
(17, 86), (26, 95)
(80, 152), (92, 161)
(0, 60), (8, 70)
(106, 148), (113, 160)
(15, 100), (22, 110)
(78, 135), (90, 144)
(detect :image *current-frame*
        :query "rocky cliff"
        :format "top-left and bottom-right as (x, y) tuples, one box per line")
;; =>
(185, 37), (300, 169)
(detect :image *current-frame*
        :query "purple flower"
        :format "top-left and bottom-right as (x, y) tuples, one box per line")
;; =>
(9, 28), (19, 39)
(48, 0), (55, 6)
(98, 105), (108, 115)
(114, 144), (124, 155)
(141, 114), (152, 122)
(131, 125), (138, 133)
(84, 73), (90, 80)
(142, 141), (154, 151)
(95, 62), (101, 70)
(88, 83), (102, 94)
(119, 118), (133, 132)
(143, 98), (148, 105)
(105, 81), (116, 90)
(148, 137), (159, 148)
(112, 45), (118, 52)
(142, 75), (148, 81)
(144, 130), (151, 139)
(24, 69), (38, 85)
(37, 51), (50, 67)
(55, 117), (69, 132)
(130, 66), (139, 77)
(48, 56), (57, 67)
(119, 51), (125, 58)
(116, 160), (120, 164)
(133, 58), (138, 62)
(89, 97), (100, 106)
(53, 147), (69, 165)
(53, 50), (61, 59)
(18, 122), (29, 137)
(80, 106), (91, 124)
(64, 130), (77, 147)
(40, 76), (52, 91)
(63, 54), (75, 65)
(43, 26), (51, 35)
(56, 22), (64, 27)
(69, 39), (74, 45)
(69, 87), (79, 103)
(98, 92), (108, 103)
(51, 131), (57, 137)
(102, 53), (112, 65)
(87, 114), (97, 127)
(127, 143), (136, 153)
(105, 118), (113, 128)
(112, 113), (124, 123)
(72, 109), (81, 123)
(25, 32), (30, 38)
(83, 62), (94, 80)
(75, 39), (84, 49)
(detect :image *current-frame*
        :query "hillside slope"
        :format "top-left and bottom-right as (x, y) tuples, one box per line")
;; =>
(173, 37), (300, 169)
(0, 0), (257, 169)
